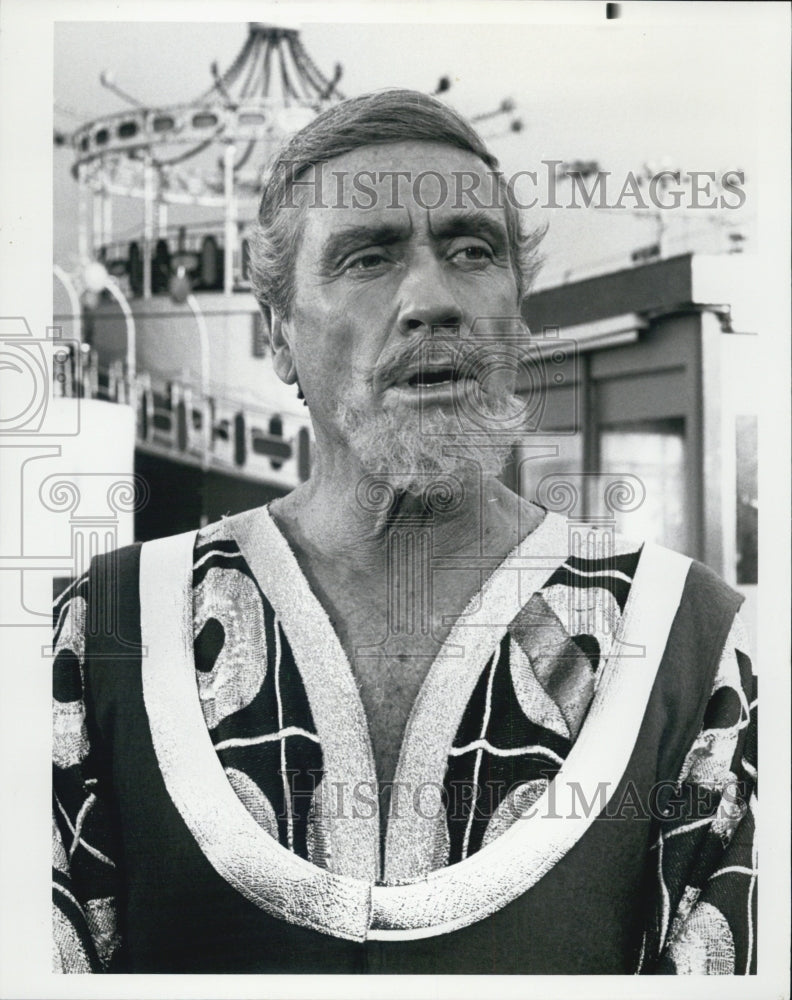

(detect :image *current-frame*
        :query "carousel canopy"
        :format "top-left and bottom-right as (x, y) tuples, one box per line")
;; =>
(66, 23), (344, 207)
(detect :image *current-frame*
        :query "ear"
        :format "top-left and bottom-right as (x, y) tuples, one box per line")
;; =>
(262, 305), (297, 386)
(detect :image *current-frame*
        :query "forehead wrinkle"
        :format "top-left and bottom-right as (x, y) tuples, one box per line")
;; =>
(426, 207), (508, 246)
(427, 209), (509, 262)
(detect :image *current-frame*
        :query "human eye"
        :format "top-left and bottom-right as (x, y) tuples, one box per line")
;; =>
(342, 250), (390, 273)
(448, 240), (495, 267)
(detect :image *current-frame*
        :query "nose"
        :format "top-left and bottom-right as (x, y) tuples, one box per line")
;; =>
(396, 252), (462, 336)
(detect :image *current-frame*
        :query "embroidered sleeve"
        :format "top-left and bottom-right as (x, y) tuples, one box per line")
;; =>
(52, 577), (120, 973)
(640, 616), (757, 974)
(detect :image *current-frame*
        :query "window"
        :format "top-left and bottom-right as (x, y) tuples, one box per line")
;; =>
(599, 418), (688, 552)
(735, 415), (758, 585)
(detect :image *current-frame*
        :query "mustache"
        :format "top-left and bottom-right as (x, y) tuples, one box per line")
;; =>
(370, 341), (489, 388)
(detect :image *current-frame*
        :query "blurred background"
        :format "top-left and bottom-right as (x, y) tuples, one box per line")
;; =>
(49, 14), (760, 631)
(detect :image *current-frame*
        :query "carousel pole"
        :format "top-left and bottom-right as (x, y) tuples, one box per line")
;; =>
(101, 274), (137, 401)
(143, 153), (155, 298)
(185, 290), (211, 463)
(102, 189), (112, 248)
(92, 190), (104, 257)
(77, 164), (89, 264)
(157, 197), (168, 237)
(53, 264), (83, 344)
(223, 143), (237, 296)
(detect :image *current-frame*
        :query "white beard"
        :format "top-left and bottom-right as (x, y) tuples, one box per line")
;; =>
(336, 390), (526, 497)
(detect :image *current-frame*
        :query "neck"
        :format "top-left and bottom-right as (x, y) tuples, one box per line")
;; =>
(269, 439), (542, 573)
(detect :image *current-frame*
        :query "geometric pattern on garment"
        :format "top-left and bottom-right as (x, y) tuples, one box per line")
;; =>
(138, 519), (695, 942)
(442, 630), (578, 867)
(193, 567), (268, 729)
(710, 618), (752, 705)
(508, 592), (596, 741)
(508, 637), (570, 740)
(52, 595), (90, 769)
(679, 732), (739, 790)
(52, 815), (70, 874)
(305, 777), (332, 870)
(440, 544), (640, 868)
(711, 788), (748, 845)
(224, 766), (280, 840)
(52, 905), (93, 973)
(481, 778), (549, 849)
(541, 581), (621, 674)
(677, 622), (748, 791)
(84, 898), (120, 969)
(54, 589), (86, 663)
(368, 541), (691, 940)
(52, 701), (90, 772)
(666, 900), (736, 974)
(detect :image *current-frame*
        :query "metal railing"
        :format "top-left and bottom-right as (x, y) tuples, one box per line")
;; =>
(54, 344), (311, 488)
(99, 219), (256, 297)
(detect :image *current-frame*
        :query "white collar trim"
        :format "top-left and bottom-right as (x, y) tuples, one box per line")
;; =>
(139, 516), (690, 941)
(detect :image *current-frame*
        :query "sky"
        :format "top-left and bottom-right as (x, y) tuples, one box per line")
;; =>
(52, 8), (766, 287)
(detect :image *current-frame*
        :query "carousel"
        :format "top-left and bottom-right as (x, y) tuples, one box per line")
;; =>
(64, 22), (344, 297)
(53, 24), (347, 536)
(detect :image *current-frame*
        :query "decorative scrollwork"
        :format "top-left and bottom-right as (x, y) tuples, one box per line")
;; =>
(604, 475), (646, 514)
(106, 475), (151, 514)
(535, 474), (581, 515)
(421, 474), (465, 514)
(454, 347), (541, 432)
(39, 476), (81, 513)
(355, 475), (399, 513)
(516, 353), (548, 430)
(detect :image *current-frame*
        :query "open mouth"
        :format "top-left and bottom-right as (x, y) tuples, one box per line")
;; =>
(404, 367), (460, 388)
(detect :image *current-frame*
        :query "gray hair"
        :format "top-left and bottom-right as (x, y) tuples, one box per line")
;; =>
(249, 88), (544, 318)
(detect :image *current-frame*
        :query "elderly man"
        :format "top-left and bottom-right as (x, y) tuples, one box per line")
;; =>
(53, 90), (756, 974)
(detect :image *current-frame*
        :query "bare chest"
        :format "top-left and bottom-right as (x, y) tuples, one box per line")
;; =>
(310, 563), (489, 787)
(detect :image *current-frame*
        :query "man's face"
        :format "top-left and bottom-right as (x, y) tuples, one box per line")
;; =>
(278, 140), (526, 485)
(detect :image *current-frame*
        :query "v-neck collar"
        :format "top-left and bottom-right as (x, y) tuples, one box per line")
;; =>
(230, 504), (570, 884)
(231, 505), (380, 883)
(139, 514), (693, 941)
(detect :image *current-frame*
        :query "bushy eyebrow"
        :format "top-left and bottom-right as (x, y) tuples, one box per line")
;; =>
(318, 222), (413, 271)
(428, 210), (509, 255)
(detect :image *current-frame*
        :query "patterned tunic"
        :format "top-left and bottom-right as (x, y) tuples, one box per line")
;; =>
(52, 506), (757, 974)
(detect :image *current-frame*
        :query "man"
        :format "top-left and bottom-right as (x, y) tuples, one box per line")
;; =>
(52, 89), (756, 974)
